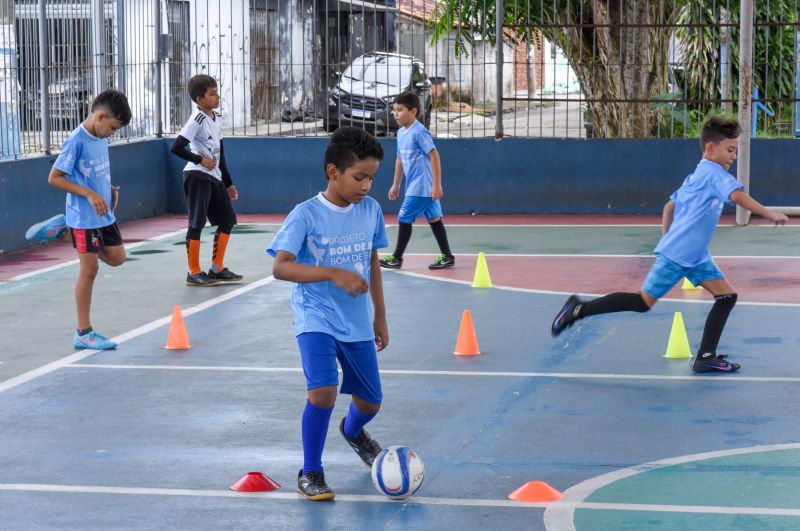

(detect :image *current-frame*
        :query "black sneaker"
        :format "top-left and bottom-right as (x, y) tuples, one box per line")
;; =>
(380, 255), (402, 269)
(207, 267), (243, 282)
(551, 294), (583, 336)
(429, 254), (455, 269)
(339, 417), (382, 467)
(297, 469), (335, 501)
(692, 353), (741, 373)
(185, 272), (221, 287)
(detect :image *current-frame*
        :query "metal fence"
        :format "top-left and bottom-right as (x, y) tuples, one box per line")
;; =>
(0, 0), (798, 159)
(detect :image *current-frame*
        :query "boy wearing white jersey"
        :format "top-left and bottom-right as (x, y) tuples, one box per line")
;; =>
(170, 74), (242, 286)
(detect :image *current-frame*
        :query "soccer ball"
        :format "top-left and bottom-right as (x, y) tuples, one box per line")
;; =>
(371, 445), (425, 499)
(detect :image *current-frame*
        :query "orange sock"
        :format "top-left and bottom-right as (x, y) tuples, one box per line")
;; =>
(212, 231), (230, 272)
(186, 239), (201, 275)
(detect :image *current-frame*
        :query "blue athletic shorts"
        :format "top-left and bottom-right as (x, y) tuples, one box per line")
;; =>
(296, 332), (382, 404)
(398, 196), (443, 224)
(642, 254), (725, 299)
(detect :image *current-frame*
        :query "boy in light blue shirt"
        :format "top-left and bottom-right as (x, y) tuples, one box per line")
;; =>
(380, 91), (455, 270)
(268, 127), (389, 501)
(551, 116), (788, 373)
(33, 89), (131, 350)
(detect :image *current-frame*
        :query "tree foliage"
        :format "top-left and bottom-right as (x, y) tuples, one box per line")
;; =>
(430, 0), (797, 138)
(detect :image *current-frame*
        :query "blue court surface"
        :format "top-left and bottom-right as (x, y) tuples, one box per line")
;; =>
(1, 220), (800, 530)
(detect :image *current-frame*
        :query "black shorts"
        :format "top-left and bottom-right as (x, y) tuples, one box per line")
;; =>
(70, 222), (123, 253)
(183, 171), (237, 230)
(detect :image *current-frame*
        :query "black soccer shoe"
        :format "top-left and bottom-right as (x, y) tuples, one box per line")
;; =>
(692, 353), (741, 373)
(186, 272), (221, 287)
(339, 417), (382, 467)
(380, 255), (403, 269)
(551, 294), (583, 336)
(297, 469), (335, 501)
(429, 254), (455, 269)
(207, 267), (244, 282)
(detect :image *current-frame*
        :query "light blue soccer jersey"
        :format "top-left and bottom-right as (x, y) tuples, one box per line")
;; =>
(654, 159), (744, 267)
(397, 120), (436, 197)
(53, 125), (116, 229)
(268, 193), (389, 342)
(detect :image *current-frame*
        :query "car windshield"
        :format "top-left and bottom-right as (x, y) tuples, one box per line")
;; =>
(342, 56), (412, 89)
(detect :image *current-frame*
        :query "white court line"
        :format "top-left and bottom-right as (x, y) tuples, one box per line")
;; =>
(392, 270), (800, 308)
(1, 483), (800, 518)
(0, 276), (277, 394)
(397, 252), (800, 259)
(544, 443), (800, 530)
(67, 364), (800, 383)
(2, 229), (187, 284)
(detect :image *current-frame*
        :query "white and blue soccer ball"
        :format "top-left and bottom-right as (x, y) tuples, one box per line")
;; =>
(371, 445), (425, 499)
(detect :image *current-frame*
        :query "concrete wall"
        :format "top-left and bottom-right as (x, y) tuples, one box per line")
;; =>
(0, 138), (167, 254)
(164, 137), (800, 216)
(3, 136), (799, 254)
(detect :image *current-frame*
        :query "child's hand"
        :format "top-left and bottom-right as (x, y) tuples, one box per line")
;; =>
(431, 183), (443, 200)
(86, 190), (110, 217)
(227, 185), (239, 201)
(201, 156), (217, 170)
(374, 315), (389, 351)
(388, 184), (400, 201)
(111, 186), (120, 211)
(768, 212), (789, 225)
(331, 269), (369, 296)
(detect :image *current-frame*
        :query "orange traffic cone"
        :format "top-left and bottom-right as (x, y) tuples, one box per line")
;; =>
(453, 310), (480, 356)
(230, 471), (281, 492)
(165, 305), (191, 350)
(508, 481), (563, 502)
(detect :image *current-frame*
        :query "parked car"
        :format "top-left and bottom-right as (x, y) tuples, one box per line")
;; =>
(20, 74), (92, 131)
(324, 52), (432, 135)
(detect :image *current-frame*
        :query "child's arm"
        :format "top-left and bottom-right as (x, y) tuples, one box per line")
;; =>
(218, 140), (238, 200)
(388, 157), (404, 200)
(170, 135), (216, 171)
(429, 148), (443, 200)
(661, 200), (675, 234)
(273, 250), (368, 296)
(730, 190), (789, 225)
(48, 167), (110, 217)
(369, 250), (388, 351)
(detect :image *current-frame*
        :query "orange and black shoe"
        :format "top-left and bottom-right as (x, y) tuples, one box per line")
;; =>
(207, 267), (243, 282)
(692, 353), (741, 373)
(186, 272), (221, 287)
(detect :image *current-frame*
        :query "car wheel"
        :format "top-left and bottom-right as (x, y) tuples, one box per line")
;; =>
(323, 118), (338, 133)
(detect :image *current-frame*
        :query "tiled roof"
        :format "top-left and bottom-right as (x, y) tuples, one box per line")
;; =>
(397, 0), (439, 21)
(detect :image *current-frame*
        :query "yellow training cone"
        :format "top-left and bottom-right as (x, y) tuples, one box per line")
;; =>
(681, 277), (702, 290)
(471, 252), (493, 288)
(664, 311), (692, 359)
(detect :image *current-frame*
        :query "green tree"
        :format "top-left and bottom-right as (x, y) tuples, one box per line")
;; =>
(431, 1), (681, 138)
(676, 1), (796, 134)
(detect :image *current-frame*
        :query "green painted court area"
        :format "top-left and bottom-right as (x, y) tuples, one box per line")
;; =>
(573, 447), (800, 530)
(385, 224), (800, 256)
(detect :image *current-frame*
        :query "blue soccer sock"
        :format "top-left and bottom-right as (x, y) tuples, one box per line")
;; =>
(343, 401), (376, 439)
(302, 401), (334, 474)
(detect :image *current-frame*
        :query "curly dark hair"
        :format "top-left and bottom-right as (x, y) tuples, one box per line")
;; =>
(700, 116), (741, 150)
(187, 74), (218, 104)
(394, 90), (420, 116)
(324, 127), (384, 176)
(91, 89), (132, 126)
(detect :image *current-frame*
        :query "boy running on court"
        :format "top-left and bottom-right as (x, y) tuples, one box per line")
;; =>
(268, 127), (389, 501)
(380, 91), (455, 270)
(45, 89), (132, 350)
(551, 116), (788, 373)
(170, 74), (242, 286)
